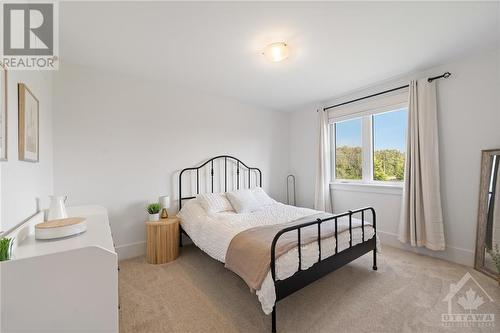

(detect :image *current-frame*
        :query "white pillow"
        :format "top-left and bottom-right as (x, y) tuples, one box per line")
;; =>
(251, 187), (276, 206)
(177, 199), (207, 239)
(197, 192), (234, 214)
(226, 189), (260, 214)
(177, 199), (206, 222)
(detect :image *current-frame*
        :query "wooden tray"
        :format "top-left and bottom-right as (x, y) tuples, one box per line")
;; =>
(36, 217), (87, 240)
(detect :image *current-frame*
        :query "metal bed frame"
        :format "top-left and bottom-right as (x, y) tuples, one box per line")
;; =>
(178, 155), (377, 332)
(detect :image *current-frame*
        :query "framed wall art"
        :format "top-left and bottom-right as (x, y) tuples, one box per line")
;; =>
(0, 64), (6, 161)
(18, 83), (39, 162)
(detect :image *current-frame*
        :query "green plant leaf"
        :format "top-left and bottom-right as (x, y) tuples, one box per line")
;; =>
(147, 203), (161, 214)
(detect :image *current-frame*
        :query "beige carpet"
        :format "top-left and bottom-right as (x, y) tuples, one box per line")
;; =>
(119, 245), (500, 333)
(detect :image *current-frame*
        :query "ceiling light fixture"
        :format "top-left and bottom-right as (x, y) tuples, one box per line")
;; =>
(262, 42), (289, 62)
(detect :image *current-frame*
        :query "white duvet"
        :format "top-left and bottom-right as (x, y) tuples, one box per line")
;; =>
(179, 202), (376, 315)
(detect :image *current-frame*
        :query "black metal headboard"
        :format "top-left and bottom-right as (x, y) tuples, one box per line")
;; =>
(179, 155), (262, 209)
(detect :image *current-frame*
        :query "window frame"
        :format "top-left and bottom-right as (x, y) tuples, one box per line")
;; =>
(330, 100), (408, 187)
(332, 117), (364, 182)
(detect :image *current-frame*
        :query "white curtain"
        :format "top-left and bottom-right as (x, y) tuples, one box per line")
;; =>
(314, 109), (332, 212)
(398, 79), (445, 250)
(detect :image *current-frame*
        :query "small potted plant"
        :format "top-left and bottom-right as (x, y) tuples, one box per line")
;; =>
(0, 237), (13, 261)
(147, 203), (161, 221)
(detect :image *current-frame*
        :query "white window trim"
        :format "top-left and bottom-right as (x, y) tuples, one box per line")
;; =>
(330, 182), (403, 196)
(329, 91), (408, 187)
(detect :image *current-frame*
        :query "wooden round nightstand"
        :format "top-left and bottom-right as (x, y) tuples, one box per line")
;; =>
(145, 217), (179, 264)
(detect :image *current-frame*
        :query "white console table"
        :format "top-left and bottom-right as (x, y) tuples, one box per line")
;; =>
(1, 205), (118, 333)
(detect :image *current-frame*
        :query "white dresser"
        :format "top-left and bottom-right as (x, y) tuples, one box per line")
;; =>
(1, 205), (118, 333)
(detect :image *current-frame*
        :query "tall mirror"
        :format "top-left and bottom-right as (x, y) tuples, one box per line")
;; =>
(475, 149), (500, 283)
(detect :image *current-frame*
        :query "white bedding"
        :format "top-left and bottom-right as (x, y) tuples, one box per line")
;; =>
(178, 201), (376, 315)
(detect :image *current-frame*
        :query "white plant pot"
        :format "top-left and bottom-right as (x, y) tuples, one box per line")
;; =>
(149, 213), (160, 221)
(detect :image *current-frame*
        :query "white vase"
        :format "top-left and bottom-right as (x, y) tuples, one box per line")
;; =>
(47, 195), (68, 221)
(149, 213), (160, 221)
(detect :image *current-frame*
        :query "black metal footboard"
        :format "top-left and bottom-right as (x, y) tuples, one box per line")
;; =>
(270, 207), (377, 333)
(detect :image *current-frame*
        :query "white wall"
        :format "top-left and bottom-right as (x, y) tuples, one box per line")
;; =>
(289, 103), (320, 209)
(288, 48), (500, 266)
(0, 71), (53, 232)
(53, 64), (289, 259)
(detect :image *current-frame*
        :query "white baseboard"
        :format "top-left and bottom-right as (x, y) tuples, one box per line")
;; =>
(115, 241), (145, 261)
(377, 230), (474, 267)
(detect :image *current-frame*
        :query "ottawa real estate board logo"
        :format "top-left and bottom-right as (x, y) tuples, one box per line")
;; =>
(442, 272), (495, 328)
(1, 1), (58, 70)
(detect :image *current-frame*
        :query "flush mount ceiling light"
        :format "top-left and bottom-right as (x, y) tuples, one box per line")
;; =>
(262, 42), (289, 62)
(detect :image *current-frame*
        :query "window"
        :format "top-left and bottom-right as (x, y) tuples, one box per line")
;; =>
(335, 118), (362, 180)
(373, 108), (407, 182)
(331, 106), (408, 185)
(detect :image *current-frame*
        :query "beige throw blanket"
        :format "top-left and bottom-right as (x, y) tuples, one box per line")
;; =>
(225, 213), (371, 291)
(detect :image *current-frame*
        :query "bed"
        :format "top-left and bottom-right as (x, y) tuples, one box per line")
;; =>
(178, 155), (378, 332)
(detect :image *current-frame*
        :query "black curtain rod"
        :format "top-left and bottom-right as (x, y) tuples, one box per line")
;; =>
(322, 72), (451, 111)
